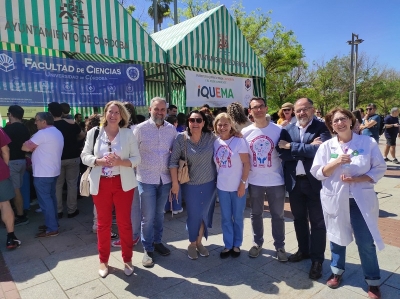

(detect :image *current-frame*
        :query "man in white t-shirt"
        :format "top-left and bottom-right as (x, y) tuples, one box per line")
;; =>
(22, 112), (63, 238)
(241, 97), (287, 262)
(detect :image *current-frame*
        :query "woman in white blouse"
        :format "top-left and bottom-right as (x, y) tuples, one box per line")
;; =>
(81, 101), (140, 278)
(310, 108), (386, 299)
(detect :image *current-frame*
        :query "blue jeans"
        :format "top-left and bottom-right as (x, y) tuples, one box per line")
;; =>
(131, 186), (140, 240)
(33, 176), (59, 232)
(330, 199), (380, 286)
(138, 180), (171, 252)
(218, 189), (247, 249)
(249, 184), (286, 249)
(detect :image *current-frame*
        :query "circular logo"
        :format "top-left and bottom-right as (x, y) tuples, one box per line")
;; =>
(86, 83), (95, 92)
(126, 67), (140, 81)
(63, 82), (73, 92)
(126, 83), (133, 93)
(107, 84), (116, 93)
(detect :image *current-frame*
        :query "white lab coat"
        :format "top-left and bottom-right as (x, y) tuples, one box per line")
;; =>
(310, 134), (386, 250)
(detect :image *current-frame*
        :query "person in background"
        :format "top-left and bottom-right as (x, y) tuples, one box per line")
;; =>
(242, 98), (287, 262)
(227, 102), (252, 132)
(81, 101), (140, 278)
(310, 107), (386, 299)
(314, 109), (325, 122)
(176, 113), (187, 132)
(74, 113), (82, 125)
(277, 98), (331, 280)
(48, 102), (85, 219)
(358, 108), (365, 119)
(0, 127), (21, 249)
(167, 104), (178, 117)
(213, 113), (250, 258)
(60, 103), (73, 120)
(4, 105), (30, 226)
(136, 115), (146, 123)
(352, 110), (363, 134)
(170, 110), (217, 260)
(277, 102), (296, 127)
(382, 107), (400, 163)
(164, 115), (183, 215)
(133, 98), (177, 268)
(22, 112), (64, 238)
(360, 103), (380, 143)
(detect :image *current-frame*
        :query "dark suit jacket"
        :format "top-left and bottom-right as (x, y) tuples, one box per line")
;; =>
(277, 120), (331, 193)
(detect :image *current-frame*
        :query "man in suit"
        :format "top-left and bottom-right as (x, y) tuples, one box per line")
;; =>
(277, 98), (331, 280)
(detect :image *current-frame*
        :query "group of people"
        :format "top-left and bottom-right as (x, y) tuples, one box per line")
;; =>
(0, 97), (388, 299)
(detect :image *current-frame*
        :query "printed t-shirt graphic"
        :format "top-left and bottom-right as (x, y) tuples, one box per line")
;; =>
(249, 135), (274, 168)
(215, 144), (232, 168)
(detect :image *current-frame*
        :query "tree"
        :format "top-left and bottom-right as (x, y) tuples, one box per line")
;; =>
(118, 0), (136, 15)
(147, 0), (173, 31)
(178, 0), (220, 20)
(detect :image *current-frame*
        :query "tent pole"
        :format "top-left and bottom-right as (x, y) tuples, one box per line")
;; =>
(164, 63), (170, 103)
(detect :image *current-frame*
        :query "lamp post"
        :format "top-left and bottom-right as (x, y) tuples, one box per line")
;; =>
(347, 33), (364, 111)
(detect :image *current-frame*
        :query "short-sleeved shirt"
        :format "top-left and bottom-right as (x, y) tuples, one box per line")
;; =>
(53, 120), (82, 160)
(0, 128), (11, 181)
(30, 126), (64, 177)
(241, 123), (284, 187)
(362, 114), (380, 141)
(384, 115), (399, 138)
(214, 136), (248, 191)
(3, 122), (30, 160)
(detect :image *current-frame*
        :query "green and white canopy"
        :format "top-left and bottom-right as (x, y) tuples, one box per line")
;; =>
(151, 5), (266, 78)
(0, 0), (165, 64)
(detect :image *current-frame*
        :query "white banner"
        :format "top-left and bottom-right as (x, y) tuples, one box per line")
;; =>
(184, 70), (254, 107)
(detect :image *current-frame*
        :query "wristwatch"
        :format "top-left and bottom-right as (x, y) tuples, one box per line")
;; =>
(240, 179), (246, 184)
(94, 159), (98, 166)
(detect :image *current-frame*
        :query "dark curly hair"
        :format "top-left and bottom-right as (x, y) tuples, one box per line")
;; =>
(227, 102), (248, 125)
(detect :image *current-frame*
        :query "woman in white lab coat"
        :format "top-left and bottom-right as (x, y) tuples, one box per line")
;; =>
(310, 108), (386, 299)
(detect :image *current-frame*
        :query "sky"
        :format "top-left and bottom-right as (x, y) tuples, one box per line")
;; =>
(135, 0), (400, 72)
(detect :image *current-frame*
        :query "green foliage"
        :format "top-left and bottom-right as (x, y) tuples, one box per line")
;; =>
(178, 0), (220, 20)
(147, 0), (173, 31)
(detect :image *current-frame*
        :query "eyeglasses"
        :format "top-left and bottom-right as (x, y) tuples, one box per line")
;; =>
(295, 107), (313, 114)
(282, 108), (292, 112)
(217, 123), (229, 129)
(6, 112), (10, 116)
(107, 111), (120, 115)
(366, 108), (374, 111)
(332, 117), (349, 124)
(250, 105), (266, 111)
(316, 111), (321, 114)
(189, 118), (203, 124)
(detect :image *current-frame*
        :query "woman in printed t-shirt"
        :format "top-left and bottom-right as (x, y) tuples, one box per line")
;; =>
(213, 113), (250, 258)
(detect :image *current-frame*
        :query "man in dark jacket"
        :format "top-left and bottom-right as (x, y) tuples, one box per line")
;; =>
(277, 98), (331, 280)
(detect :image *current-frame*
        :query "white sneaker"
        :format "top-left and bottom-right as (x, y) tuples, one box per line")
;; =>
(173, 208), (183, 215)
(277, 248), (288, 262)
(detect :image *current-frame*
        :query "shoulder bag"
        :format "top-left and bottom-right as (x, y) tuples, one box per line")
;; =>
(80, 127), (100, 197)
(177, 133), (190, 184)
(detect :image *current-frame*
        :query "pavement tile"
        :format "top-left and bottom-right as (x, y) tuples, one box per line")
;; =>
(379, 284), (400, 298)
(384, 265), (400, 289)
(1, 242), (49, 266)
(3, 289), (20, 299)
(311, 285), (367, 299)
(64, 279), (110, 299)
(18, 279), (67, 299)
(8, 259), (53, 291)
(95, 293), (118, 299)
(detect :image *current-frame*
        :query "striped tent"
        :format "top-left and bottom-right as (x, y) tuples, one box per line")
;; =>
(0, 0), (166, 121)
(150, 5), (266, 110)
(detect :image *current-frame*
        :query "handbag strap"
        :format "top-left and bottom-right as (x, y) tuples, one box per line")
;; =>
(92, 127), (100, 155)
(183, 133), (188, 162)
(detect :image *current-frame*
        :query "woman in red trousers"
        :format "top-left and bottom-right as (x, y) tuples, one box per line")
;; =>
(81, 101), (140, 278)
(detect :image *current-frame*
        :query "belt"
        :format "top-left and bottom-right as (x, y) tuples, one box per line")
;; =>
(101, 175), (120, 178)
(296, 174), (307, 179)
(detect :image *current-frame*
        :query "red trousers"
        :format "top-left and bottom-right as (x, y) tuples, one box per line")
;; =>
(92, 176), (134, 263)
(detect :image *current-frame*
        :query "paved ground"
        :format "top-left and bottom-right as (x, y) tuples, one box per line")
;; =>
(0, 142), (399, 299)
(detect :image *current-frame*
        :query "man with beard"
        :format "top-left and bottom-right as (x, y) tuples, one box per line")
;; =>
(133, 97), (177, 267)
(277, 98), (331, 280)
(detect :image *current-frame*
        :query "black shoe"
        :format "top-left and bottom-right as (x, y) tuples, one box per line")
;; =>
(110, 231), (119, 240)
(309, 261), (323, 280)
(67, 209), (80, 218)
(15, 216), (29, 226)
(384, 158), (391, 162)
(231, 247), (241, 258)
(288, 250), (310, 262)
(58, 212), (63, 219)
(154, 242), (171, 256)
(220, 249), (231, 259)
(6, 235), (21, 249)
(393, 158), (400, 164)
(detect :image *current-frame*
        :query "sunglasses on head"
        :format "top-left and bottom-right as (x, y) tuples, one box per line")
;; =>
(189, 118), (203, 124)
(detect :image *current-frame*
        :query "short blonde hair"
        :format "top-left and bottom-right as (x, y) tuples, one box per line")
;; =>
(100, 100), (130, 128)
(213, 112), (238, 137)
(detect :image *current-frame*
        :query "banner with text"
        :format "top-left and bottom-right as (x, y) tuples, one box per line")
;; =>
(185, 70), (253, 107)
(0, 50), (145, 107)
